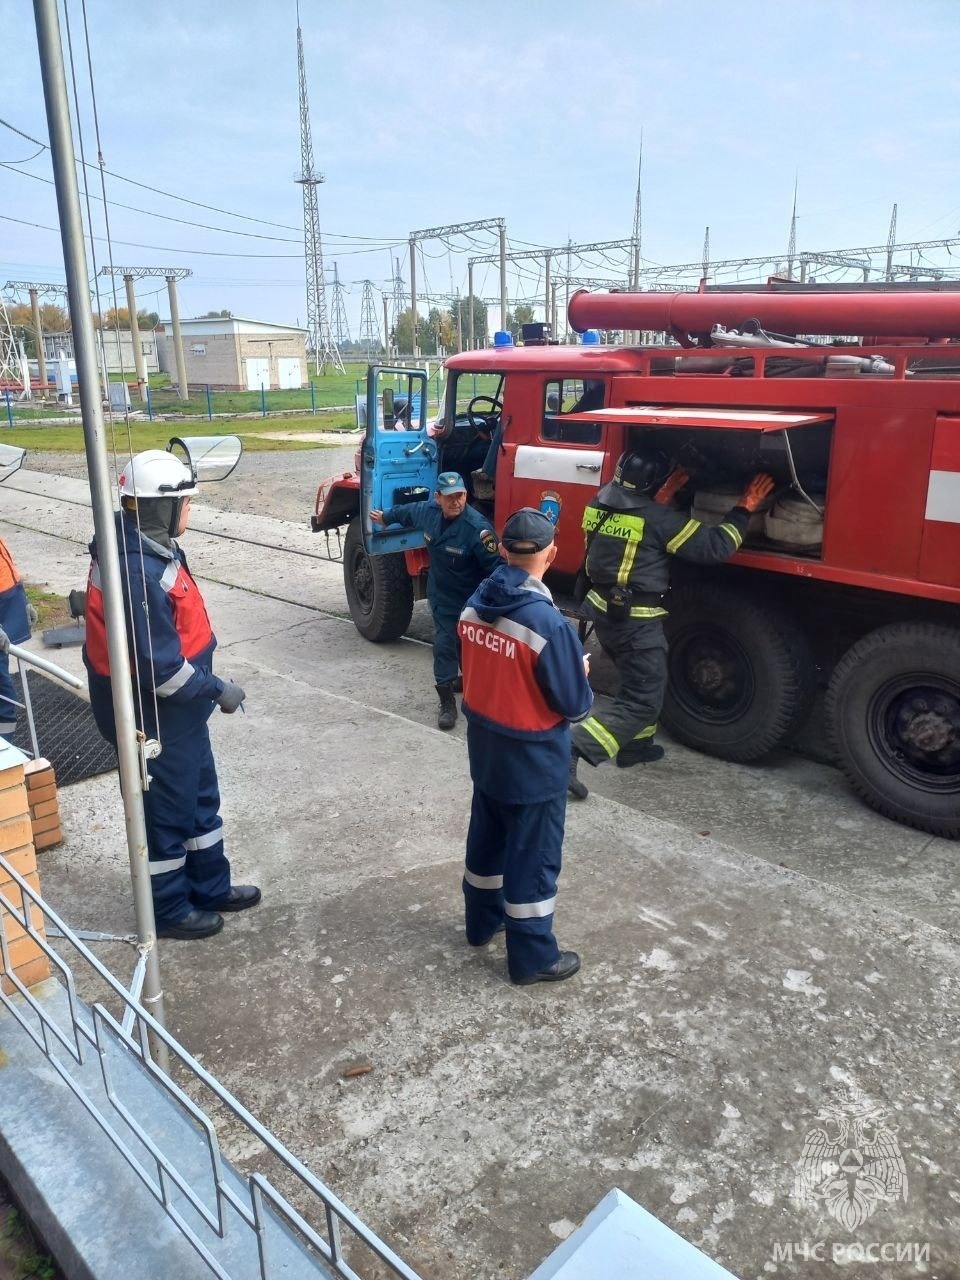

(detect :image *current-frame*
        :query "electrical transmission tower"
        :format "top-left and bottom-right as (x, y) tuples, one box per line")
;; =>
(358, 280), (382, 356)
(330, 263), (351, 348)
(0, 293), (29, 396)
(885, 203), (898, 281)
(702, 226), (711, 280)
(295, 7), (342, 374)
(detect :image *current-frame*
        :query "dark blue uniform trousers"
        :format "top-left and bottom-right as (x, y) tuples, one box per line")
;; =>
(430, 600), (462, 685)
(463, 787), (566, 981)
(90, 686), (231, 925)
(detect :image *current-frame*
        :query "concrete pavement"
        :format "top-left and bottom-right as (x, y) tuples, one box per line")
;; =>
(1, 467), (958, 1279)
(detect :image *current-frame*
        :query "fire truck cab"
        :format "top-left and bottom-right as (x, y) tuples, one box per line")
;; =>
(313, 284), (960, 839)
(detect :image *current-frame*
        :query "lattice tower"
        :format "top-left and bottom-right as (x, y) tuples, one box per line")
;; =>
(392, 257), (406, 330)
(0, 294), (27, 393)
(358, 280), (382, 355)
(330, 262), (351, 347)
(295, 10), (343, 373)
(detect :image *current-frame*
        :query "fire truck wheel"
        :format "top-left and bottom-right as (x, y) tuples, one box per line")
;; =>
(343, 518), (414, 643)
(826, 623), (960, 838)
(662, 584), (816, 762)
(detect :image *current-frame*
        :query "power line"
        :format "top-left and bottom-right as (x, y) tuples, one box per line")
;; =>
(0, 211), (304, 257)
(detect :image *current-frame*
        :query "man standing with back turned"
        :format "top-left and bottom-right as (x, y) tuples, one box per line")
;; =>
(458, 508), (593, 985)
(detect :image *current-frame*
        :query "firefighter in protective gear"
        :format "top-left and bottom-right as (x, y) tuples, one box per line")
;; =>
(83, 449), (260, 940)
(371, 472), (502, 730)
(0, 537), (31, 738)
(459, 508), (593, 984)
(569, 448), (775, 799)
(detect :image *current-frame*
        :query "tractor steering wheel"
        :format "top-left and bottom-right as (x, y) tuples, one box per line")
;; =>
(466, 395), (503, 435)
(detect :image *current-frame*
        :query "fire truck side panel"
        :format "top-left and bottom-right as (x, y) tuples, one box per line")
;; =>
(920, 415), (960, 588)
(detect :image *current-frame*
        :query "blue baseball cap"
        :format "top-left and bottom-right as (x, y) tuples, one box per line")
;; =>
(436, 472), (467, 495)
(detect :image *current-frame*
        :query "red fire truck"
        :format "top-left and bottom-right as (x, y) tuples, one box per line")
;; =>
(312, 284), (960, 838)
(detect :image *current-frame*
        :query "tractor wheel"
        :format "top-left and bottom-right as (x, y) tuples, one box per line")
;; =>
(825, 622), (960, 838)
(662, 583), (816, 762)
(343, 518), (414, 642)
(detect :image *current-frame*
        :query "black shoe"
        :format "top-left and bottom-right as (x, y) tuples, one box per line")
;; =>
(157, 908), (224, 940)
(568, 751), (588, 800)
(468, 922), (505, 947)
(513, 950), (581, 986)
(616, 742), (665, 768)
(214, 884), (262, 913)
(436, 682), (458, 731)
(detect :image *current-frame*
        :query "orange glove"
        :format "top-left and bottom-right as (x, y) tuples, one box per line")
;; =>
(654, 466), (690, 505)
(738, 473), (776, 513)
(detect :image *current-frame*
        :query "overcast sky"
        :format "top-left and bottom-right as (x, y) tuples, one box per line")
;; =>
(2, 0), (960, 336)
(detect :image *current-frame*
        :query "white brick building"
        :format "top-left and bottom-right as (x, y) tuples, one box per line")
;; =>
(156, 316), (308, 391)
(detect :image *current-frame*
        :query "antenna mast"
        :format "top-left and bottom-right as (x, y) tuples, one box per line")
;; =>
(295, 6), (342, 374)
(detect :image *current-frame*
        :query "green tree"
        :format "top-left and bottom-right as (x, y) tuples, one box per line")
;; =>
(7, 303), (70, 357)
(506, 303), (536, 341)
(452, 295), (488, 349)
(199, 309), (233, 318)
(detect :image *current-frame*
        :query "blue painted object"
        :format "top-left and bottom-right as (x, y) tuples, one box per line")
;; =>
(493, 330), (514, 348)
(580, 329), (601, 345)
(527, 1189), (739, 1280)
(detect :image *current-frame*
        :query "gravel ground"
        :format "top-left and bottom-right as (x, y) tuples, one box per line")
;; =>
(26, 442), (360, 526)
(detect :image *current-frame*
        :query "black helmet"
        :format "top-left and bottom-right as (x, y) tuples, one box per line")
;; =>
(613, 447), (673, 494)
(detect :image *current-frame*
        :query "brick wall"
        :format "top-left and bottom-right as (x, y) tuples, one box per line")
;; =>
(158, 332), (241, 388)
(0, 744), (50, 995)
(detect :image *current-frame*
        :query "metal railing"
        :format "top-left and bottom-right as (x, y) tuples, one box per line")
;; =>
(0, 855), (423, 1280)
(6, 642), (86, 761)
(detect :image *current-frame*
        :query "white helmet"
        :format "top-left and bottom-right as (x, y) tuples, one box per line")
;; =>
(118, 450), (198, 500)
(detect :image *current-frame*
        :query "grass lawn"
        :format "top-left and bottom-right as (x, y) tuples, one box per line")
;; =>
(0, 423), (339, 453)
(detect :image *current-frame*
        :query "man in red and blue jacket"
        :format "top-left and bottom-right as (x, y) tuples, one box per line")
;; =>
(458, 507), (593, 985)
(84, 450), (259, 941)
(0, 537), (31, 737)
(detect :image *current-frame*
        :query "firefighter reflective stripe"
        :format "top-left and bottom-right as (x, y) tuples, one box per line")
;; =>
(719, 522), (743, 549)
(666, 519), (701, 554)
(155, 659), (196, 697)
(628, 724), (657, 741)
(584, 590), (666, 619)
(185, 824), (223, 852)
(159, 561), (179, 591)
(581, 716), (620, 758)
(505, 895), (557, 919)
(149, 855), (186, 876)
(464, 868), (505, 890)
(617, 531), (640, 585)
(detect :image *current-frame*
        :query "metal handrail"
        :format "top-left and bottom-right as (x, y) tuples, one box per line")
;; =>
(0, 856), (423, 1280)
(6, 642), (86, 762)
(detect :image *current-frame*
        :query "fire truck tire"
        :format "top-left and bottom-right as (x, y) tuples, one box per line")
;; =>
(662, 584), (816, 762)
(825, 623), (960, 838)
(343, 518), (414, 643)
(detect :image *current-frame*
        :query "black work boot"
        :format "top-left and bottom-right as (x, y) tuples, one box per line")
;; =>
(568, 749), (588, 800)
(157, 908), (224, 941)
(616, 741), (666, 768)
(436, 682), (458, 730)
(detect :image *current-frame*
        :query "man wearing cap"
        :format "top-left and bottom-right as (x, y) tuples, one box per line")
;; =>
(371, 472), (502, 729)
(457, 507), (593, 985)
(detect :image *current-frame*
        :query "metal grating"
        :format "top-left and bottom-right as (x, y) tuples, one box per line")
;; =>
(6, 670), (116, 786)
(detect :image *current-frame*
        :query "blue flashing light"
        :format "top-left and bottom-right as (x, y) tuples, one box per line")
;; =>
(493, 330), (514, 348)
(580, 329), (601, 345)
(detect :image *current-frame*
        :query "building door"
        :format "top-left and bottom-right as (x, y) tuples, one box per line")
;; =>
(244, 358), (270, 391)
(277, 358), (303, 389)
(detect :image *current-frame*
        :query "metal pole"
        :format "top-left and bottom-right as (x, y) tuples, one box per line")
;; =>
(544, 255), (551, 334)
(205, 384), (212, 421)
(165, 275), (188, 402)
(409, 237), (418, 357)
(34, 0), (168, 1069)
(145, 383), (152, 421)
(3, 391), (11, 428)
(123, 274), (148, 404)
(499, 223), (507, 332)
(30, 289), (48, 393)
(467, 261), (474, 350)
(382, 297), (390, 357)
(309, 380), (316, 414)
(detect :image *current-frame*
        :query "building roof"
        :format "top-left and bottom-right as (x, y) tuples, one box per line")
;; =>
(157, 316), (307, 334)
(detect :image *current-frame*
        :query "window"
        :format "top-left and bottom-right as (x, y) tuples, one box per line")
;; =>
(541, 378), (605, 443)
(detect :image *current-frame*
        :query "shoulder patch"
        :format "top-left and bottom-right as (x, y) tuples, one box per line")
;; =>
(481, 529), (499, 554)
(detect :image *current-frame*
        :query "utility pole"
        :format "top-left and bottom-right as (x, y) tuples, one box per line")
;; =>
(409, 237), (418, 356)
(100, 266), (191, 401)
(499, 222), (508, 333)
(886, 203), (898, 282)
(295, 5), (342, 374)
(467, 261), (474, 349)
(702, 226), (711, 281)
(786, 179), (798, 281)
(34, 0), (168, 1066)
